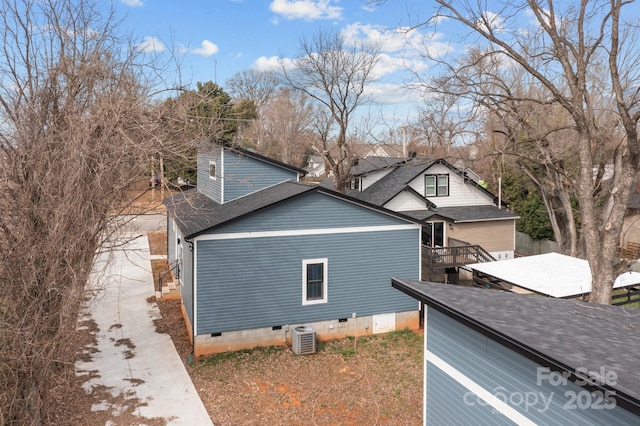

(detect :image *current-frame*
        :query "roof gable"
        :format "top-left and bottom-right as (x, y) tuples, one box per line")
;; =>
(383, 186), (436, 211)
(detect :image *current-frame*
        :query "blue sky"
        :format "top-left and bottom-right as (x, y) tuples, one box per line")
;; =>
(115, 0), (445, 126)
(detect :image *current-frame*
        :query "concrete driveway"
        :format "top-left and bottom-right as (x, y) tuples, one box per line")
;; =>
(77, 233), (212, 425)
(119, 213), (167, 234)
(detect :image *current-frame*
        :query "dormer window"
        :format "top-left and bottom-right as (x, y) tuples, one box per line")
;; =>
(209, 161), (217, 180)
(425, 174), (449, 197)
(350, 177), (361, 191)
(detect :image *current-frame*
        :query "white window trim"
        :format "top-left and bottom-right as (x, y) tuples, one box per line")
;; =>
(437, 174), (449, 196)
(302, 258), (328, 305)
(425, 174), (449, 197)
(209, 160), (217, 180)
(425, 175), (437, 197)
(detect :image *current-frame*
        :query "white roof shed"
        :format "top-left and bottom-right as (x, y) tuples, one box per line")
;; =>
(467, 252), (640, 298)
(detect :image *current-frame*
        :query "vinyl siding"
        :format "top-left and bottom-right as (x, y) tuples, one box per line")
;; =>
(222, 150), (298, 201)
(361, 168), (394, 190)
(384, 191), (427, 211)
(426, 308), (638, 425)
(195, 228), (419, 334)
(407, 163), (494, 207)
(196, 146), (223, 203)
(426, 362), (515, 425)
(448, 220), (515, 252)
(209, 191), (411, 234)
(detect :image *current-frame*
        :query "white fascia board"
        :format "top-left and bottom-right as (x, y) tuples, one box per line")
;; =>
(426, 349), (537, 425)
(193, 224), (421, 242)
(453, 217), (519, 224)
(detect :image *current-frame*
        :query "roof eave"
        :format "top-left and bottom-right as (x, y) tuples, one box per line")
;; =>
(451, 216), (520, 223)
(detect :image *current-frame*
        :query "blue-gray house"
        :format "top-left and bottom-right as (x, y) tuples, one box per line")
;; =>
(392, 278), (640, 424)
(164, 142), (422, 356)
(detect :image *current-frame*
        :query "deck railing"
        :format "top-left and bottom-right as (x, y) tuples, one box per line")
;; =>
(421, 244), (495, 271)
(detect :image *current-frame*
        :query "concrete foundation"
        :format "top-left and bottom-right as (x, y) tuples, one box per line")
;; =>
(192, 310), (419, 358)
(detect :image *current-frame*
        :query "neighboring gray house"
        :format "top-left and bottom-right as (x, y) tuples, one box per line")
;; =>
(164, 142), (422, 356)
(392, 278), (640, 424)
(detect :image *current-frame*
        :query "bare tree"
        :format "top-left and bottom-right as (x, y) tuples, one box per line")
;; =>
(226, 69), (281, 109)
(278, 29), (380, 192)
(0, 0), (180, 422)
(422, 0), (640, 303)
(417, 76), (481, 158)
(443, 50), (585, 255)
(243, 88), (314, 166)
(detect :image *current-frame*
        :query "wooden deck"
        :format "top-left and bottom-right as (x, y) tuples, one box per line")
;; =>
(421, 244), (495, 281)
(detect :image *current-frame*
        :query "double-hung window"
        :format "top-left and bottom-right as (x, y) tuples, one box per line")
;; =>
(425, 174), (449, 197)
(302, 258), (328, 305)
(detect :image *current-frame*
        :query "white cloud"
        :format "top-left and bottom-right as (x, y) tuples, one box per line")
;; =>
(136, 36), (165, 53)
(365, 83), (423, 105)
(362, 4), (376, 13)
(430, 14), (449, 25)
(192, 40), (219, 57)
(475, 11), (505, 33)
(342, 23), (450, 58)
(269, 0), (342, 21)
(371, 53), (403, 79)
(121, 0), (143, 7)
(253, 55), (295, 73)
(339, 23), (440, 79)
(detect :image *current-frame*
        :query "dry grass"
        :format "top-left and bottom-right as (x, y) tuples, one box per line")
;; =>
(189, 332), (424, 425)
(148, 231), (167, 256)
(114, 185), (178, 215)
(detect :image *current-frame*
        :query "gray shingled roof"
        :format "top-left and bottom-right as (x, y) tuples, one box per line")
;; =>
(351, 156), (408, 176)
(429, 205), (519, 222)
(164, 182), (315, 238)
(398, 205), (518, 223)
(395, 210), (441, 221)
(628, 193), (640, 211)
(351, 160), (437, 205)
(391, 278), (640, 411)
(349, 157), (518, 222)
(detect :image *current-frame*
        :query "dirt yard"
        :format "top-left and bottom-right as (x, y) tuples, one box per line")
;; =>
(188, 331), (424, 425)
(154, 295), (424, 425)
